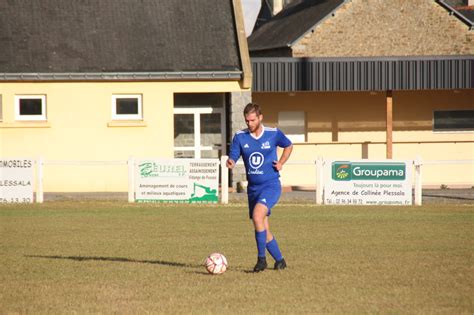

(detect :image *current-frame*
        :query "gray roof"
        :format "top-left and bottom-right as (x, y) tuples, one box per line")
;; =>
(439, 0), (474, 28)
(251, 56), (474, 92)
(0, 0), (241, 75)
(459, 8), (474, 23)
(248, 0), (345, 51)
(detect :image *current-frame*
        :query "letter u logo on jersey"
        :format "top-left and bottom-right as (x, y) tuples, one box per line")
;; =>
(249, 152), (264, 169)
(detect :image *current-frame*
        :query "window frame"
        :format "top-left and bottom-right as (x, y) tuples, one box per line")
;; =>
(111, 94), (143, 120)
(173, 106), (226, 159)
(278, 111), (306, 142)
(15, 95), (47, 121)
(432, 109), (474, 133)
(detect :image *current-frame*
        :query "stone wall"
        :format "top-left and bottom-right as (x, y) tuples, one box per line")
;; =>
(229, 91), (251, 189)
(292, 0), (474, 57)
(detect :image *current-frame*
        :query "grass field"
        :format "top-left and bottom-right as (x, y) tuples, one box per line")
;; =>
(1, 201), (473, 313)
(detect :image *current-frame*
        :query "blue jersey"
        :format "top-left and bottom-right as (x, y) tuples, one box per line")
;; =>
(229, 126), (292, 186)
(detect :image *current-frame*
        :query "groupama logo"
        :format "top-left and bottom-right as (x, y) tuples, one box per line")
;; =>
(335, 164), (350, 180)
(332, 161), (406, 181)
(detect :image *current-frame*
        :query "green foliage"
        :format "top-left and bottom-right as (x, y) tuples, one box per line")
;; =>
(0, 202), (473, 313)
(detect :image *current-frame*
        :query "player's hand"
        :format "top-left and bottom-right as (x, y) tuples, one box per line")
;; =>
(226, 159), (235, 169)
(273, 160), (283, 171)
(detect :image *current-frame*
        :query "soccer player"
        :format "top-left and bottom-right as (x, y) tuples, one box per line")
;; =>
(226, 103), (293, 272)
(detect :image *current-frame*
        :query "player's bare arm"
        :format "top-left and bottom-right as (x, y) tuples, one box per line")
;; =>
(273, 144), (293, 171)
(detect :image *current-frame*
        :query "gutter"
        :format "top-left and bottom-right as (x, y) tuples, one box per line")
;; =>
(437, 0), (474, 30)
(251, 54), (474, 62)
(0, 71), (242, 82)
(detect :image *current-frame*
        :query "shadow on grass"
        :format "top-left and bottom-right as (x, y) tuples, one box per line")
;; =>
(189, 266), (252, 275)
(26, 255), (202, 268)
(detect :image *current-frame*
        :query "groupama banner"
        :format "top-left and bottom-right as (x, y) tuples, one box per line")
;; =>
(324, 160), (413, 205)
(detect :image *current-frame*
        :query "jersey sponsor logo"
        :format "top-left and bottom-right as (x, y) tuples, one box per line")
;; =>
(244, 143), (249, 148)
(261, 141), (270, 149)
(249, 152), (264, 169)
(248, 152), (264, 174)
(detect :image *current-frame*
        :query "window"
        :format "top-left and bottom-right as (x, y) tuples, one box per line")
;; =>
(173, 107), (225, 159)
(112, 95), (142, 120)
(15, 95), (47, 121)
(433, 110), (474, 132)
(173, 93), (226, 159)
(278, 111), (306, 142)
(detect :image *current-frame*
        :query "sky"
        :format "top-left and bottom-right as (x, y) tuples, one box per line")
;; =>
(241, 0), (262, 36)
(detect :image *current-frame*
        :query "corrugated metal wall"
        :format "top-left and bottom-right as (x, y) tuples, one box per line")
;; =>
(251, 56), (474, 91)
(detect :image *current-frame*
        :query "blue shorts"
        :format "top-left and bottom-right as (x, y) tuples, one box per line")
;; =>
(247, 179), (282, 219)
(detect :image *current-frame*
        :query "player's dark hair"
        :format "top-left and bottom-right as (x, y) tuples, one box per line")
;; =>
(243, 103), (262, 116)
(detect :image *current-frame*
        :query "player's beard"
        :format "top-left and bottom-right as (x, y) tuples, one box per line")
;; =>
(249, 121), (262, 134)
(248, 118), (262, 134)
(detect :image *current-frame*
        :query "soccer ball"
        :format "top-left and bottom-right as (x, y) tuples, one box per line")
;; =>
(204, 253), (228, 275)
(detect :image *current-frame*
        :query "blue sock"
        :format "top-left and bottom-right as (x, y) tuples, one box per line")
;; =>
(266, 238), (283, 262)
(255, 230), (267, 258)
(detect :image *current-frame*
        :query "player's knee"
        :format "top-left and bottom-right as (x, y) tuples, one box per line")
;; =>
(252, 211), (263, 221)
(252, 214), (264, 226)
(252, 207), (267, 229)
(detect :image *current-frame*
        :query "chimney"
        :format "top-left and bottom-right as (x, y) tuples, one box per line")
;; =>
(270, 0), (295, 15)
(272, 0), (283, 15)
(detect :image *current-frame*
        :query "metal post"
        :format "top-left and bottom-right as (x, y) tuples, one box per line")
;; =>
(414, 157), (423, 206)
(386, 90), (393, 159)
(36, 157), (44, 203)
(128, 156), (135, 203)
(221, 155), (229, 204)
(316, 157), (323, 205)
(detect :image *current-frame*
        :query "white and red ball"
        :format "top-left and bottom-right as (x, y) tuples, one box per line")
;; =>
(205, 253), (228, 275)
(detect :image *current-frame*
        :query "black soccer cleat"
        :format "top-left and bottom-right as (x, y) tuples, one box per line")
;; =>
(253, 257), (267, 273)
(274, 258), (287, 270)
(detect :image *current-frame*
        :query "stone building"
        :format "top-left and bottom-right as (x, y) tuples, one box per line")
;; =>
(247, 0), (474, 188)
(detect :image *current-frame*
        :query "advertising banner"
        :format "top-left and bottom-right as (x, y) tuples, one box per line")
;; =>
(0, 158), (34, 203)
(324, 160), (413, 205)
(135, 159), (219, 203)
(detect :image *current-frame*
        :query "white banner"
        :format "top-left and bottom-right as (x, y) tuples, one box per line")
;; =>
(135, 159), (219, 203)
(324, 160), (413, 205)
(0, 158), (34, 203)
